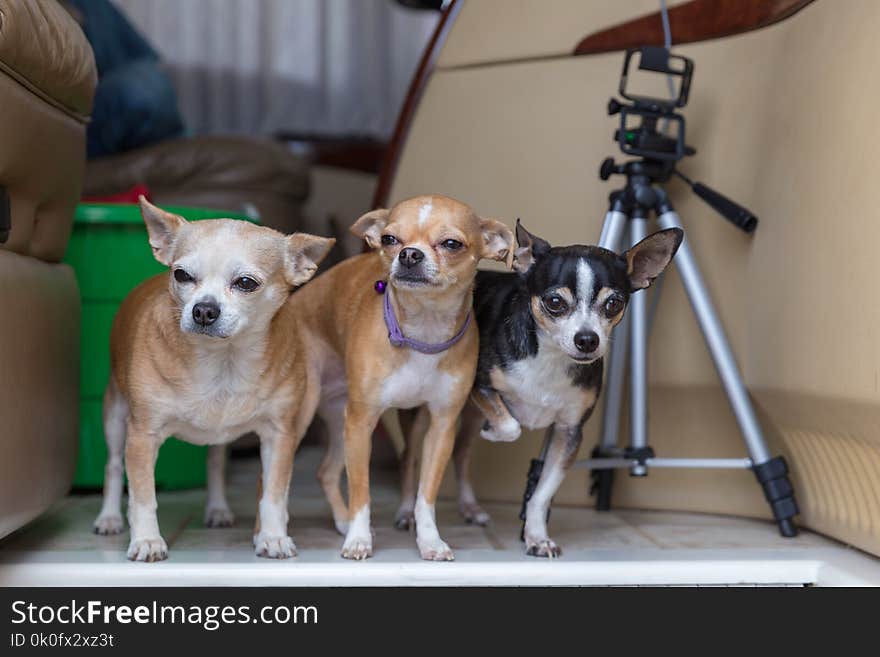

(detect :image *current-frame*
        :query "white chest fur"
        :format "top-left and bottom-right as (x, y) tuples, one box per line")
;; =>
(159, 340), (274, 444)
(379, 292), (467, 410)
(495, 344), (593, 430)
(380, 351), (458, 410)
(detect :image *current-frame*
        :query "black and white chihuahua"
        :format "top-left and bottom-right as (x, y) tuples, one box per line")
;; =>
(396, 220), (682, 557)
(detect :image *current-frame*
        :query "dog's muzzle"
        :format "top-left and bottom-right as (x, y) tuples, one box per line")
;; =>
(392, 248), (433, 286)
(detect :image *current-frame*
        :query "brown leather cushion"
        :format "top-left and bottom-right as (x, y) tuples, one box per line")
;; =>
(84, 135), (311, 233)
(0, 251), (80, 539)
(0, 0), (96, 120)
(0, 71), (87, 262)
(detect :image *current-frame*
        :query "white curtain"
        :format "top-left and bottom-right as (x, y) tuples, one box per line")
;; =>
(111, 0), (439, 138)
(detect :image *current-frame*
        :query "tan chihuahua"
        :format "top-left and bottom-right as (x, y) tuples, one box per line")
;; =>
(92, 197), (334, 562)
(291, 195), (514, 561)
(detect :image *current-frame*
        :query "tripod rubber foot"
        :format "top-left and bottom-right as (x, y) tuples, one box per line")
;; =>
(753, 456), (799, 538)
(589, 446), (615, 511)
(777, 518), (798, 538)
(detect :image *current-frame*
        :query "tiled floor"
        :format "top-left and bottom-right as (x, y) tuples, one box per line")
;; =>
(2, 446), (879, 586)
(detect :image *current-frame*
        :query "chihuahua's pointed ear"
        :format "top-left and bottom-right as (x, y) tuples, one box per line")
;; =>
(139, 195), (186, 266)
(513, 219), (551, 273)
(350, 208), (391, 249)
(479, 216), (515, 268)
(624, 228), (683, 291)
(285, 233), (336, 287)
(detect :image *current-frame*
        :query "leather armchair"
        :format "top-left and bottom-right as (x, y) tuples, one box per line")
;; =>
(0, 0), (95, 538)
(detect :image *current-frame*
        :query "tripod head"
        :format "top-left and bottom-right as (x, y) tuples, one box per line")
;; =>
(600, 46), (758, 234)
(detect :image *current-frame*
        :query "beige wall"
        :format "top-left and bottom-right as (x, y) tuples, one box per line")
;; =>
(438, 0), (686, 68)
(388, 0), (880, 555)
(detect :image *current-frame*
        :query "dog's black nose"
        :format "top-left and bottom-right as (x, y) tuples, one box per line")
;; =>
(574, 330), (599, 354)
(398, 247), (425, 268)
(192, 301), (221, 326)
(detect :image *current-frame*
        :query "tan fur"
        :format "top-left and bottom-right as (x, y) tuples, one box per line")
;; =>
(97, 197), (334, 562)
(472, 379), (519, 437)
(530, 296), (556, 334)
(293, 195), (513, 560)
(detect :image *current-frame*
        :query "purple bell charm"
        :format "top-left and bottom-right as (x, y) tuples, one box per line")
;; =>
(374, 280), (387, 294)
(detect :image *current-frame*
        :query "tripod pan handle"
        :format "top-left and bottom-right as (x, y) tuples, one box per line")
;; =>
(692, 182), (758, 233)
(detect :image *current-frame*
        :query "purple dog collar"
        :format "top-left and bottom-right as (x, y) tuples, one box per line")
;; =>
(377, 281), (471, 354)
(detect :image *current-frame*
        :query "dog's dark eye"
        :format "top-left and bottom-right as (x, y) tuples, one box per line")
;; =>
(173, 268), (194, 284)
(441, 239), (463, 251)
(543, 294), (568, 315)
(233, 276), (260, 292)
(381, 235), (398, 246)
(604, 297), (624, 317)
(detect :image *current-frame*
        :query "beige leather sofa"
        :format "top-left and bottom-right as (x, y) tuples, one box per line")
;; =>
(0, 0), (95, 538)
(387, 0), (880, 556)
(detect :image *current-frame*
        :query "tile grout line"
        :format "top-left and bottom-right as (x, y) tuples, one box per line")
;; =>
(165, 514), (194, 548)
(481, 523), (507, 551)
(614, 514), (670, 549)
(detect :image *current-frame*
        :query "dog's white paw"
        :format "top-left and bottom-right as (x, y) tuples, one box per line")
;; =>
(459, 501), (491, 526)
(417, 536), (455, 561)
(525, 537), (562, 559)
(93, 513), (124, 535)
(204, 506), (235, 528)
(393, 508), (415, 531)
(341, 536), (373, 560)
(126, 537), (168, 562)
(254, 534), (297, 559)
(480, 417), (521, 443)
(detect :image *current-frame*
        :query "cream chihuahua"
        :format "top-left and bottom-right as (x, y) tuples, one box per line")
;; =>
(92, 197), (334, 562)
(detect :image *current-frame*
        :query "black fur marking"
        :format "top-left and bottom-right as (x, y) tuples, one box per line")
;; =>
(473, 270), (538, 388)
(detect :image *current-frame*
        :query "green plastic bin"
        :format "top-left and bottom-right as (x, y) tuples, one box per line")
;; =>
(64, 203), (257, 490)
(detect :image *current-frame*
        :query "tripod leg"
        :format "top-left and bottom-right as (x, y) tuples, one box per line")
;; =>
(628, 216), (650, 476)
(592, 211), (630, 509)
(598, 209), (628, 251)
(599, 310), (629, 454)
(598, 224), (631, 456)
(657, 210), (799, 537)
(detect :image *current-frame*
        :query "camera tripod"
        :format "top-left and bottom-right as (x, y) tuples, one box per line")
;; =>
(519, 46), (799, 539)
(585, 159), (799, 537)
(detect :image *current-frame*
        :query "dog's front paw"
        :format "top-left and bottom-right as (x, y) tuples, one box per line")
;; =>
(459, 501), (491, 526)
(525, 537), (562, 559)
(393, 508), (414, 531)
(479, 416), (521, 443)
(204, 506), (235, 528)
(254, 533), (297, 559)
(127, 537), (168, 562)
(417, 537), (455, 561)
(93, 513), (124, 535)
(341, 535), (373, 560)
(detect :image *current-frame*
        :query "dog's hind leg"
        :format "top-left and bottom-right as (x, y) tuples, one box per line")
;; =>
(317, 396), (350, 535)
(455, 402), (490, 526)
(204, 444), (235, 527)
(394, 406), (427, 530)
(93, 377), (127, 535)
